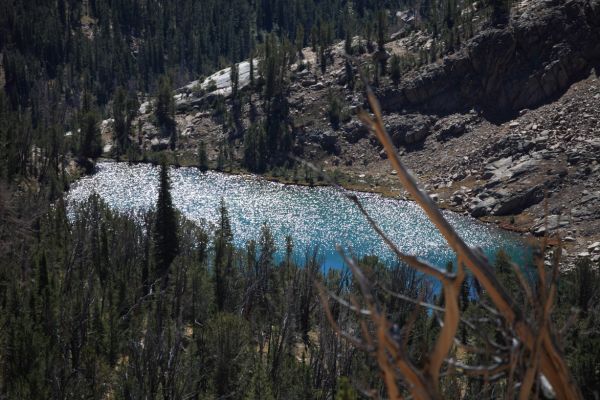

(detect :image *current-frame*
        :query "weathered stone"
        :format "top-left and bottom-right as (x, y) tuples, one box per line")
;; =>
(342, 122), (369, 143)
(307, 130), (340, 155)
(470, 197), (498, 217)
(434, 113), (477, 141)
(452, 194), (464, 205)
(375, 0), (600, 117)
(142, 122), (159, 138)
(532, 214), (571, 235)
(301, 78), (318, 87)
(385, 114), (434, 145)
(588, 241), (600, 252)
(151, 138), (170, 151)
(493, 185), (545, 215)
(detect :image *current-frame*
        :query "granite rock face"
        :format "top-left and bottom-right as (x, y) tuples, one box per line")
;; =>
(377, 0), (600, 117)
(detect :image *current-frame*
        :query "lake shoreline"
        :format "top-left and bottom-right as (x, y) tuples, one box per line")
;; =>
(69, 160), (530, 271)
(87, 156), (532, 238)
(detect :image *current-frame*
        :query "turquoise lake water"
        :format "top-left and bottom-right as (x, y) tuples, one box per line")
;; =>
(66, 162), (528, 270)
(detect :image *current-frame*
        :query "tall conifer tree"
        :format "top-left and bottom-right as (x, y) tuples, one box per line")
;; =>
(153, 161), (179, 287)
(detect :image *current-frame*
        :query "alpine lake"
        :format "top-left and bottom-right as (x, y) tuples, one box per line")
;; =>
(67, 161), (530, 271)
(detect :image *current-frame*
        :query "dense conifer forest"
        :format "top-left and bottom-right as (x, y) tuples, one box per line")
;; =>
(1, 0), (599, 398)
(2, 160), (599, 398)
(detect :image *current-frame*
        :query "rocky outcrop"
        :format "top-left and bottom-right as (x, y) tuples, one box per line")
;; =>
(384, 113), (435, 145)
(468, 184), (545, 217)
(302, 129), (341, 155)
(378, 0), (600, 118)
(342, 121), (369, 143)
(175, 60), (259, 112)
(434, 113), (479, 141)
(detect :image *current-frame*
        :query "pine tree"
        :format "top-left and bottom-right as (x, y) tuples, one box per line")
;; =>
(258, 224), (275, 291)
(488, 0), (510, 27)
(376, 10), (388, 74)
(216, 142), (226, 171)
(112, 87), (129, 155)
(244, 125), (258, 171)
(79, 110), (102, 159)
(320, 47), (327, 74)
(310, 25), (318, 52)
(344, 30), (353, 55)
(155, 75), (176, 146)
(214, 199), (234, 311)
(250, 50), (255, 88)
(230, 63), (239, 99)
(153, 161), (179, 287)
(296, 24), (305, 59)
(390, 54), (402, 86)
(198, 140), (208, 172)
(345, 59), (355, 90)
(327, 90), (342, 129)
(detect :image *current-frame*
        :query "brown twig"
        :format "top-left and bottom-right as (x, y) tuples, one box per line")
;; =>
(356, 79), (581, 400)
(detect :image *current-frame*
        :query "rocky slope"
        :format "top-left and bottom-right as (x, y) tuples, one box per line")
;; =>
(126, 0), (600, 265)
(377, 0), (600, 118)
(397, 73), (600, 264)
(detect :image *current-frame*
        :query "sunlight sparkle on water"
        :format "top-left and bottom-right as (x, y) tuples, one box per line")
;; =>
(66, 162), (526, 269)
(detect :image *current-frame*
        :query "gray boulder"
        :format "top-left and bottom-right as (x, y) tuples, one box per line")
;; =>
(385, 114), (434, 145)
(470, 197), (498, 217)
(492, 185), (545, 215)
(342, 122), (370, 143)
(151, 138), (170, 151)
(434, 113), (478, 141)
(307, 130), (341, 155)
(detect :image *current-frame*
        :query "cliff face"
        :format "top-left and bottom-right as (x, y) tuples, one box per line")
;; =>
(125, 0), (600, 261)
(378, 0), (600, 118)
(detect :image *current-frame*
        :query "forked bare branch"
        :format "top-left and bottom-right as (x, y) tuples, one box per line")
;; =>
(352, 80), (582, 400)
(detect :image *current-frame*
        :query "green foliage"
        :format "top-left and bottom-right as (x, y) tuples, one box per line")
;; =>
(494, 249), (514, 287)
(197, 140), (209, 172)
(488, 0), (511, 27)
(336, 377), (357, 400)
(295, 24), (305, 57)
(112, 87), (128, 154)
(244, 122), (268, 172)
(345, 59), (355, 90)
(2, 178), (600, 399)
(206, 78), (218, 92)
(261, 33), (291, 102)
(214, 199), (238, 312)
(231, 63), (240, 99)
(377, 10), (388, 53)
(320, 48), (328, 74)
(155, 75), (177, 149)
(2, 0), (598, 397)
(79, 110), (102, 159)
(216, 141), (227, 171)
(153, 161), (179, 285)
(245, 360), (275, 400)
(344, 30), (354, 55)
(573, 257), (598, 314)
(327, 91), (343, 129)
(205, 313), (252, 399)
(390, 54), (402, 86)
(556, 257), (600, 398)
(112, 87), (139, 156)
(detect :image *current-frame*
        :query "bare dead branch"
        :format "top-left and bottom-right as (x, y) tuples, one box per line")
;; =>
(317, 281), (371, 351)
(357, 84), (582, 400)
